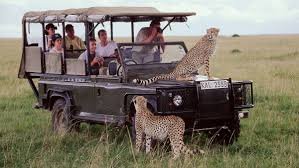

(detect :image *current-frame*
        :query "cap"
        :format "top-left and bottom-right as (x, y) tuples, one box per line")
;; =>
(65, 24), (74, 31)
(45, 23), (57, 30)
(51, 33), (62, 42)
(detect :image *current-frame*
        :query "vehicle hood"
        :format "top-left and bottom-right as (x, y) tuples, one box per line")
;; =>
(147, 80), (195, 88)
(146, 75), (212, 88)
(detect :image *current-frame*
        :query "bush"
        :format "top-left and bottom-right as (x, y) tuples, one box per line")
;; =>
(231, 49), (241, 54)
(232, 34), (240, 37)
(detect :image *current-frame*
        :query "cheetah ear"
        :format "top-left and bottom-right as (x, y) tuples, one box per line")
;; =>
(132, 96), (137, 104)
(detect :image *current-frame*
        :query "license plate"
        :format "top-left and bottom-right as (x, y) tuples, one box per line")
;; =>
(200, 80), (229, 90)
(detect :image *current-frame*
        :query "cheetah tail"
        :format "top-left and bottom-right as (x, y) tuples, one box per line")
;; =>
(132, 74), (174, 86)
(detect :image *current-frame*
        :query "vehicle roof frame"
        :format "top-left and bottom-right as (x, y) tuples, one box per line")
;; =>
(19, 7), (196, 78)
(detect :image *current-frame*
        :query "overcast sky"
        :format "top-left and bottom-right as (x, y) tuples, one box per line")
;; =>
(0, 0), (298, 37)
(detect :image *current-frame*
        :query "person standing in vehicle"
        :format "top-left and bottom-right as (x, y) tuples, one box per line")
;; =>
(65, 24), (86, 51)
(78, 38), (103, 75)
(49, 33), (64, 54)
(44, 23), (57, 51)
(96, 29), (118, 57)
(136, 19), (165, 44)
(132, 19), (165, 64)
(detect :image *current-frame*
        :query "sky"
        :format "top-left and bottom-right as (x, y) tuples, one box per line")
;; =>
(0, 0), (298, 37)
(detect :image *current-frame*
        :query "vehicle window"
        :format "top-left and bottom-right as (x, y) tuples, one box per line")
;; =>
(64, 23), (86, 59)
(64, 23), (85, 48)
(26, 23), (44, 47)
(94, 23), (110, 41)
(119, 43), (186, 65)
(161, 45), (186, 63)
(112, 22), (131, 41)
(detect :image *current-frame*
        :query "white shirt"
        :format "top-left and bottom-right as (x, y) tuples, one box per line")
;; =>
(96, 41), (117, 57)
(49, 47), (63, 54)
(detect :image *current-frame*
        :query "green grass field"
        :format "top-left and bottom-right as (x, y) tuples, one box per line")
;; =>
(0, 35), (298, 168)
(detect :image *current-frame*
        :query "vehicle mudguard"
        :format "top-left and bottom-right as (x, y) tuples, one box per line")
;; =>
(47, 89), (72, 110)
(126, 94), (157, 116)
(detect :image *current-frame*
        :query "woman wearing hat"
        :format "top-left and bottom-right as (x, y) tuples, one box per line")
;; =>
(44, 23), (57, 51)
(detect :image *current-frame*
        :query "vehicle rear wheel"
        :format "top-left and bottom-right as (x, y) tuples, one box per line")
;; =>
(51, 99), (79, 135)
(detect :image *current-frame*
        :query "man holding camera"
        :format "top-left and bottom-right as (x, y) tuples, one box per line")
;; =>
(132, 19), (165, 64)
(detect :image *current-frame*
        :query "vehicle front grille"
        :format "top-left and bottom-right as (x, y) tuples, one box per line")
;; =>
(157, 87), (197, 113)
(196, 80), (233, 119)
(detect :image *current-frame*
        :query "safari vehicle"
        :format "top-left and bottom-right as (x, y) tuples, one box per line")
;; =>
(18, 7), (254, 144)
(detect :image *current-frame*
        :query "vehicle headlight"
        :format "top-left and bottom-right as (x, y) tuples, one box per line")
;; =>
(173, 95), (183, 106)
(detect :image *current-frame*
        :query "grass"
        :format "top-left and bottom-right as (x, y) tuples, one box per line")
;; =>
(1, 35), (299, 167)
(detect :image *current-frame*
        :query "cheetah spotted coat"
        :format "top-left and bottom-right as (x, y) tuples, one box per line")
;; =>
(133, 27), (219, 86)
(133, 96), (204, 159)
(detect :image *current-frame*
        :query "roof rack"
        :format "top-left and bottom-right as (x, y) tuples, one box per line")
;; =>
(23, 7), (196, 23)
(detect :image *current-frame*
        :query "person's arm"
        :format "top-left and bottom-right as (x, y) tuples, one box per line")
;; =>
(91, 57), (99, 66)
(108, 42), (118, 57)
(78, 52), (85, 60)
(157, 34), (165, 52)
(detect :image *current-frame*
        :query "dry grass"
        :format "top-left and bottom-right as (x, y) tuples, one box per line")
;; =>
(0, 35), (299, 167)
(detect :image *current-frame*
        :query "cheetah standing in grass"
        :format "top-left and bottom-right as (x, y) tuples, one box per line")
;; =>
(133, 27), (219, 86)
(133, 96), (204, 159)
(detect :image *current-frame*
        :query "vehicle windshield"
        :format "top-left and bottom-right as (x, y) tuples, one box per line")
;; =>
(118, 43), (187, 65)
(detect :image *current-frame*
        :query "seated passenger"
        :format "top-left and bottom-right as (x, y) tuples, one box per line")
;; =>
(78, 38), (103, 75)
(65, 24), (86, 51)
(132, 19), (165, 64)
(96, 29), (117, 57)
(49, 33), (63, 54)
(44, 23), (57, 51)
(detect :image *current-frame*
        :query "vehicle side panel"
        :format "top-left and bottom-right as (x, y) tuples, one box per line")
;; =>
(39, 80), (96, 113)
(95, 82), (156, 115)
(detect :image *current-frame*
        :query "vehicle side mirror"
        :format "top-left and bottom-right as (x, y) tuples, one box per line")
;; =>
(108, 62), (117, 75)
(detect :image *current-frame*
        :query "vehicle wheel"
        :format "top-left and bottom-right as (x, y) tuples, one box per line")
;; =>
(51, 99), (79, 135)
(209, 112), (240, 145)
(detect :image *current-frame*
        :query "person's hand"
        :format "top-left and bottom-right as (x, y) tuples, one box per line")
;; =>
(91, 57), (98, 65)
(91, 57), (104, 66)
(98, 57), (104, 66)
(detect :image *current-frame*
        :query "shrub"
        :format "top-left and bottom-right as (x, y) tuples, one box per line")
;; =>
(231, 49), (241, 54)
(232, 34), (240, 37)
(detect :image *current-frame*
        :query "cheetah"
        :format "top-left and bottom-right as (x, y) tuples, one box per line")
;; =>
(133, 27), (220, 86)
(133, 96), (204, 159)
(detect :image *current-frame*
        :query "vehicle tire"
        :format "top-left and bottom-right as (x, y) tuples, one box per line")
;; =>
(209, 111), (240, 145)
(51, 98), (79, 135)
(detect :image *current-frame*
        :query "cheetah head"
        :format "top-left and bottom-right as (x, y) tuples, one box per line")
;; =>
(133, 96), (147, 108)
(207, 27), (220, 41)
